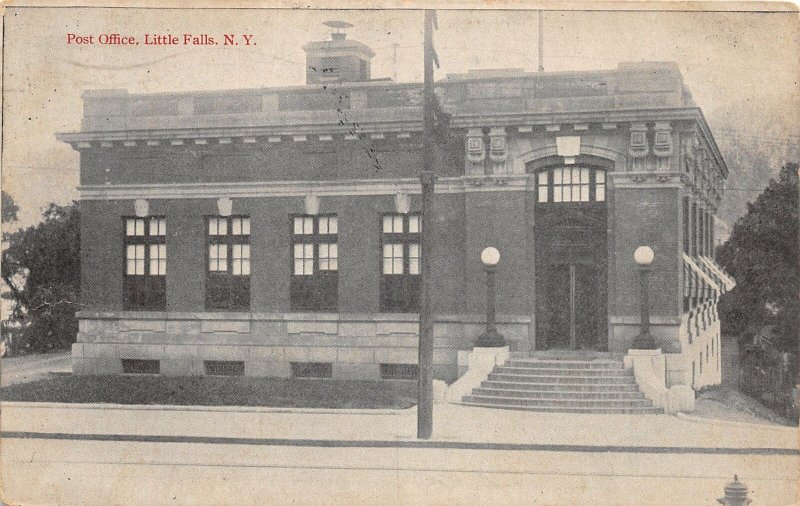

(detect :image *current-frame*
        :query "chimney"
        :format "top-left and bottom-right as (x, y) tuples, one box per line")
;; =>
(303, 21), (375, 84)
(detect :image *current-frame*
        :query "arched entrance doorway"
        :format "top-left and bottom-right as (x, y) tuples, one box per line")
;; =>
(532, 164), (608, 350)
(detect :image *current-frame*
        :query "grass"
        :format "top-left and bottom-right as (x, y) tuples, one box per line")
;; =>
(0, 374), (418, 409)
(694, 384), (796, 426)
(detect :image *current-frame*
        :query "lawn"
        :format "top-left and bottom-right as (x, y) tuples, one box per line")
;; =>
(0, 374), (418, 409)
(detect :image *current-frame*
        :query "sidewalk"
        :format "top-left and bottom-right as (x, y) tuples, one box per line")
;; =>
(2, 401), (796, 450)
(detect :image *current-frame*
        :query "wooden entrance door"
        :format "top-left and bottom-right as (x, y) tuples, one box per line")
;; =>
(536, 263), (606, 350)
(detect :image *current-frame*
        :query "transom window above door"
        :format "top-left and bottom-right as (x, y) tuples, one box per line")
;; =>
(536, 167), (606, 204)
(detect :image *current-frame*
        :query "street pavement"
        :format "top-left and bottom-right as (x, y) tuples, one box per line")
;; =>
(0, 351), (71, 386)
(1, 402), (797, 505)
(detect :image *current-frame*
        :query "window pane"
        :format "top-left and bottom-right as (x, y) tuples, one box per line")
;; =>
(126, 259), (136, 275)
(232, 259), (241, 275)
(135, 219), (145, 236)
(329, 258), (337, 271)
(580, 168), (590, 184)
(304, 217), (313, 235)
(294, 260), (303, 275)
(136, 259), (145, 275)
(409, 215), (420, 234)
(538, 185), (548, 203)
(218, 219), (228, 236)
(149, 256), (159, 276)
(572, 168), (580, 184)
(318, 217), (328, 235)
(209, 219), (218, 236)
(293, 243), (303, 259)
(596, 185), (605, 202)
(241, 259), (250, 276)
(580, 185), (589, 202)
(409, 258), (420, 275)
(596, 170), (605, 184)
(293, 217), (304, 235)
(241, 218), (250, 235)
(554, 186), (563, 203)
(382, 216), (393, 234)
(150, 218), (165, 236)
(304, 259), (313, 274)
(554, 169), (563, 185)
(328, 216), (337, 235)
(126, 219), (135, 236)
(383, 258), (393, 274)
(319, 258), (329, 270)
(383, 244), (392, 258)
(126, 244), (136, 260)
(328, 243), (337, 259)
(571, 185), (580, 202)
(241, 244), (250, 259)
(393, 258), (403, 274)
(393, 216), (403, 233)
(537, 171), (547, 186)
(319, 243), (329, 258)
(209, 244), (219, 259)
(304, 243), (313, 258)
(232, 218), (241, 235)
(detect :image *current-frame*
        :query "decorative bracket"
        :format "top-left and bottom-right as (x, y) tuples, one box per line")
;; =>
(629, 123), (649, 158)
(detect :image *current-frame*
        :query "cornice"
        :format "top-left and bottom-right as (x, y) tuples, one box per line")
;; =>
(610, 171), (689, 189)
(56, 119), (424, 146)
(78, 174), (532, 201)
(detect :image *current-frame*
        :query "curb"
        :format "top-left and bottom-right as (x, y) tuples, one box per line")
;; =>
(0, 400), (416, 416)
(676, 412), (797, 432)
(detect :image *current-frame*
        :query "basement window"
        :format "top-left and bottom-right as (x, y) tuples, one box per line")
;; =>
(122, 359), (160, 374)
(380, 363), (418, 380)
(290, 362), (333, 379)
(204, 360), (245, 377)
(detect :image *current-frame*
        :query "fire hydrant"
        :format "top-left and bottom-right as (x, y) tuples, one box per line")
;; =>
(717, 475), (752, 506)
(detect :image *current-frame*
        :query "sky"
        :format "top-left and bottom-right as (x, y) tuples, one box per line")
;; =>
(2, 6), (798, 227)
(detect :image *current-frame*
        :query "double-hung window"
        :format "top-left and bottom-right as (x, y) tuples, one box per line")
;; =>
(380, 213), (421, 312)
(123, 217), (166, 310)
(206, 216), (251, 310)
(290, 214), (338, 311)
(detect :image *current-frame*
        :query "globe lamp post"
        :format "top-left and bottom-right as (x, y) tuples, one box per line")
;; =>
(475, 247), (506, 347)
(633, 246), (657, 349)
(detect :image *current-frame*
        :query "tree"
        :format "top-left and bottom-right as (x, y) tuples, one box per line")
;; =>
(2, 191), (19, 224)
(717, 163), (799, 356)
(1, 202), (80, 352)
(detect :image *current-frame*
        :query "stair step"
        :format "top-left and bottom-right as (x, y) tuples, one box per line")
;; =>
(460, 402), (663, 415)
(463, 394), (655, 409)
(495, 366), (633, 377)
(505, 359), (624, 369)
(481, 381), (641, 392)
(489, 373), (637, 384)
(466, 357), (660, 415)
(472, 388), (646, 400)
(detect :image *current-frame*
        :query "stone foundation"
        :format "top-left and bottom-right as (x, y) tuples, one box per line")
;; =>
(73, 311), (532, 383)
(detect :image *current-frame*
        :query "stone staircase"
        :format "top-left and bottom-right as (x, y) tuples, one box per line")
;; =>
(461, 357), (663, 414)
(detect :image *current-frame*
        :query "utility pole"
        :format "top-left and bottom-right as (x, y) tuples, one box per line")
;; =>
(538, 10), (544, 72)
(418, 9), (438, 440)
